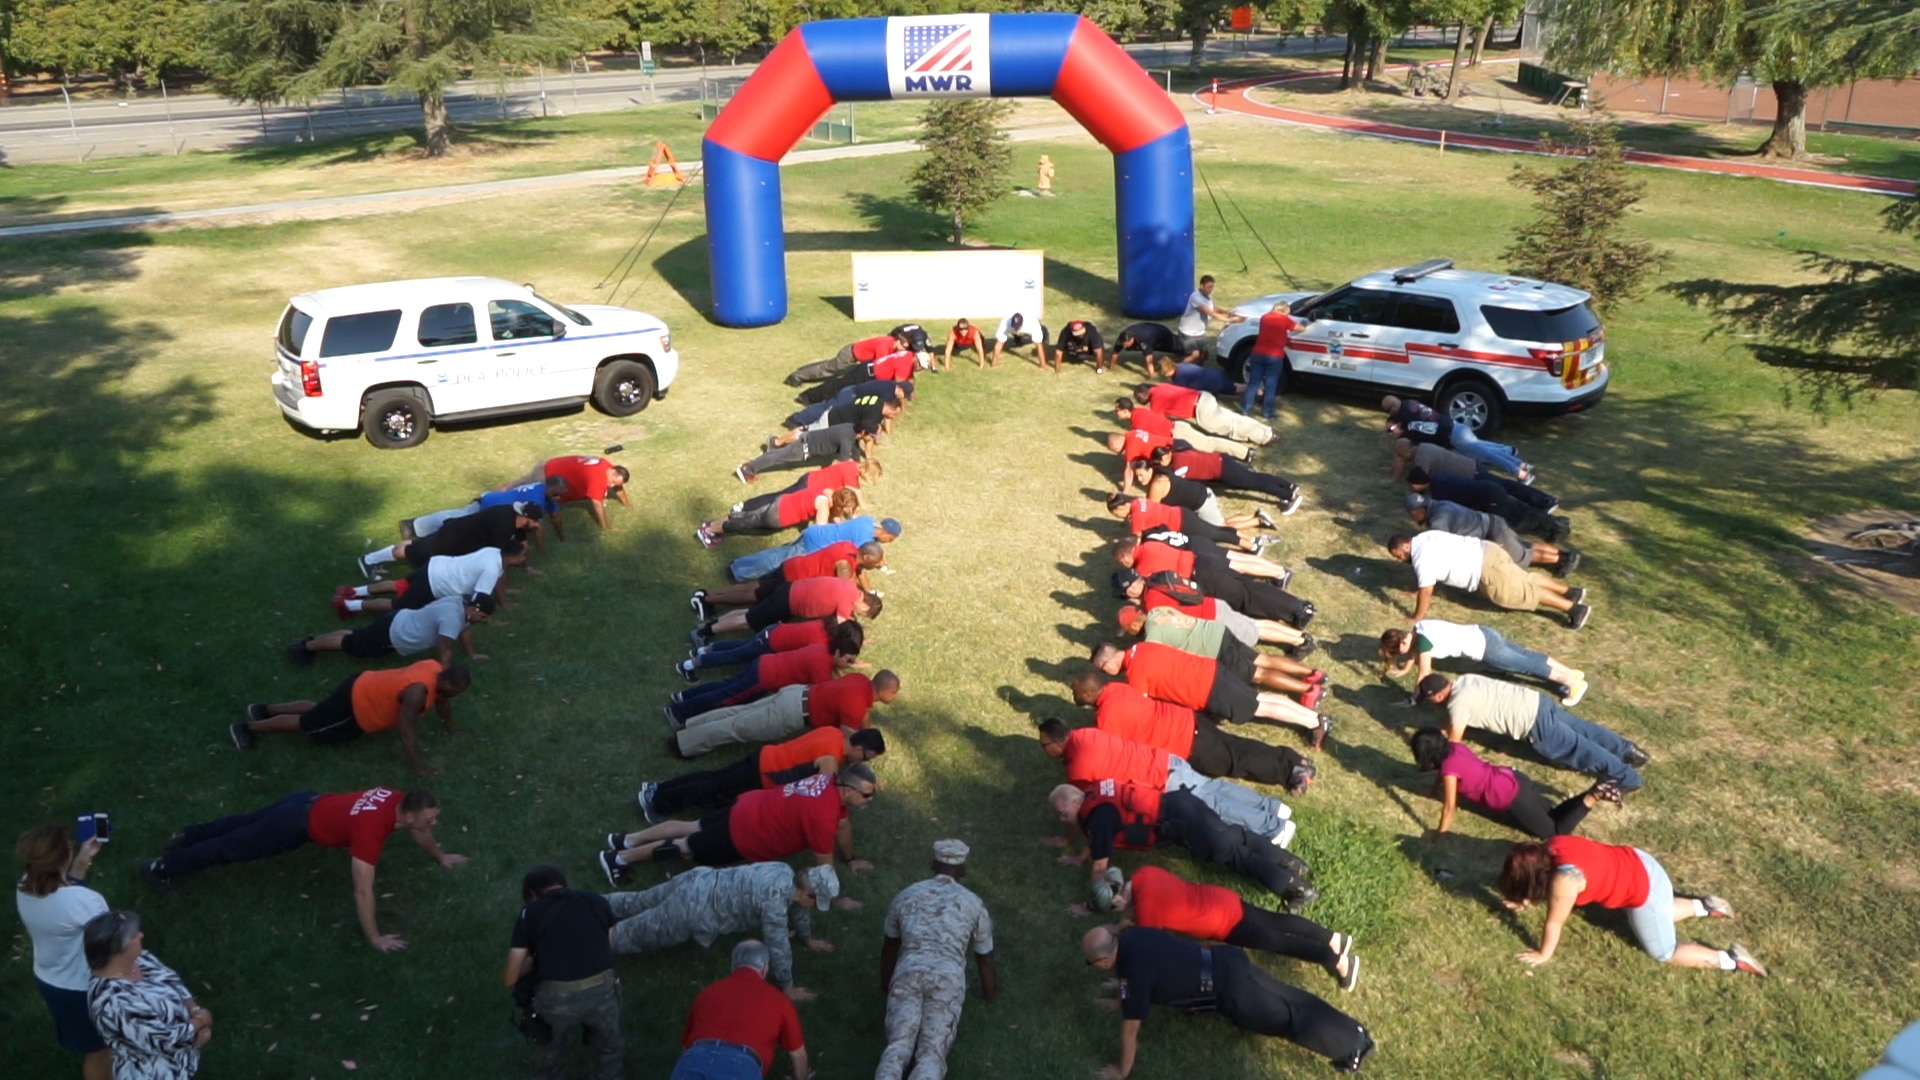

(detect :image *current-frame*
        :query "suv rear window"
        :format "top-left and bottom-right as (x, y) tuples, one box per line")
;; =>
(319, 310), (404, 358)
(277, 307), (313, 357)
(1480, 303), (1601, 344)
(418, 303), (478, 347)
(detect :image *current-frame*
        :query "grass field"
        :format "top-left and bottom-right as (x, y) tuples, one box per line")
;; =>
(3, 100), (1919, 1080)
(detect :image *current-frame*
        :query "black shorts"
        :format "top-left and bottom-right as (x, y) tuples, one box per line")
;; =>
(300, 676), (364, 744)
(1217, 635), (1256, 680)
(688, 808), (745, 866)
(1206, 671), (1259, 724)
(745, 586), (795, 632)
(394, 569), (435, 611)
(1179, 334), (1208, 356)
(341, 617), (396, 659)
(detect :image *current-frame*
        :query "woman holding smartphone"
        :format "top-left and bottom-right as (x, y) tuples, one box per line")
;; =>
(15, 822), (111, 1080)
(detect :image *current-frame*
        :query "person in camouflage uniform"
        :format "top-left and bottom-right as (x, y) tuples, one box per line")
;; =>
(609, 862), (839, 1000)
(876, 839), (998, 1080)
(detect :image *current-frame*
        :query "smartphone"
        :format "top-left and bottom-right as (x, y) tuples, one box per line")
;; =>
(75, 813), (111, 844)
(95, 813), (112, 843)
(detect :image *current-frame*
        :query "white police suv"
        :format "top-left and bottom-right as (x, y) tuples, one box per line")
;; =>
(271, 277), (679, 449)
(1212, 259), (1607, 433)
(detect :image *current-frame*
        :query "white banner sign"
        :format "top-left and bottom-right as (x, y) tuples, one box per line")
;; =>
(851, 250), (1044, 323)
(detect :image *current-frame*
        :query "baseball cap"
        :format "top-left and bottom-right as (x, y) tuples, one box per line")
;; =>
(806, 864), (840, 910)
(880, 518), (903, 538)
(1008, 313), (1024, 329)
(1110, 568), (1140, 598)
(1115, 605), (1143, 630)
(472, 594), (498, 615)
(1404, 493), (1430, 513)
(1416, 673), (1450, 702)
(1069, 320), (1085, 332)
(933, 839), (969, 866)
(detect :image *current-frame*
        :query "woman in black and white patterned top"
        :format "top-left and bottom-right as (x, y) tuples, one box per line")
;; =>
(83, 910), (209, 1079)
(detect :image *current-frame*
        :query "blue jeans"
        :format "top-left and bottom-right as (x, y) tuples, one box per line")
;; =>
(1451, 425), (1525, 475)
(1478, 627), (1551, 680)
(670, 1040), (762, 1080)
(1529, 701), (1641, 790)
(160, 791), (317, 877)
(670, 662), (764, 721)
(1623, 850), (1678, 962)
(1241, 352), (1285, 419)
(695, 629), (774, 671)
(729, 542), (803, 583)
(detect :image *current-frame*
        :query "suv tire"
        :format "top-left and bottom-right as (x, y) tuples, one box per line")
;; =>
(593, 359), (656, 417)
(1437, 378), (1503, 435)
(362, 388), (432, 450)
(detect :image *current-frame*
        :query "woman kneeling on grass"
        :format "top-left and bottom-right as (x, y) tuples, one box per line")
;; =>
(1408, 728), (1618, 841)
(1496, 836), (1768, 976)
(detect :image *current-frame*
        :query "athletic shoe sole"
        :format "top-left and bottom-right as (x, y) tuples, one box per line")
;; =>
(1702, 894), (1736, 919)
(1728, 942), (1767, 977)
(1282, 494), (1303, 516)
(229, 721), (255, 750)
(1311, 715), (1334, 750)
(1255, 509), (1277, 529)
(598, 849), (629, 887)
(638, 783), (661, 825)
(1339, 953), (1361, 993)
(1567, 603), (1592, 630)
(245, 703), (270, 722)
(1562, 679), (1589, 707)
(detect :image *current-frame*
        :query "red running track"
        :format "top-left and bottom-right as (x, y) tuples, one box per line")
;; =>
(1201, 63), (1916, 198)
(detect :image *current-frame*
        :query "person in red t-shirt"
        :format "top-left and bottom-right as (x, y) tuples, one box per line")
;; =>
(670, 670), (901, 758)
(641, 727), (887, 819)
(1121, 573), (1312, 653)
(1104, 490), (1265, 553)
(1073, 676), (1313, 792)
(1497, 838), (1766, 976)
(696, 574), (881, 641)
(1149, 442), (1301, 514)
(679, 617), (854, 681)
(942, 318), (985, 371)
(1107, 399), (1253, 489)
(785, 331), (907, 385)
(1111, 604), (1325, 701)
(696, 486), (861, 548)
(690, 541), (887, 623)
(1085, 642), (1333, 750)
(1090, 865), (1358, 991)
(675, 940), (813, 1079)
(667, 638), (864, 724)
(1133, 381), (1274, 447)
(499, 455), (630, 533)
(603, 767), (877, 889)
(231, 661), (472, 776)
(1035, 721), (1291, 842)
(1113, 535), (1315, 631)
(1243, 301), (1306, 420)
(144, 788), (462, 953)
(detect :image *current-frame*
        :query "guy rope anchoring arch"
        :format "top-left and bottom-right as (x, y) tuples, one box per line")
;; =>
(702, 13), (1195, 328)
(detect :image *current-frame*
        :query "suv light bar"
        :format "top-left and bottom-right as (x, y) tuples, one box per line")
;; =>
(1390, 259), (1455, 284)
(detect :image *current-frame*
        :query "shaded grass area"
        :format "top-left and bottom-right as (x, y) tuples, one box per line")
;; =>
(2, 117), (1918, 1079)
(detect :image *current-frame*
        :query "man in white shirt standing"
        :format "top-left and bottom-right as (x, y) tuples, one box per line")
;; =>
(989, 312), (1049, 369)
(1178, 275), (1244, 364)
(1387, 531), (1591, 629)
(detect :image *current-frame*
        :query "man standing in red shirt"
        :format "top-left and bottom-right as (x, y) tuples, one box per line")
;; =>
(1088, 865), (1358, 992)
(1070, 676), (1313, 792)
(601, 767), (877, 888)
(673, 940), (812, 1079)
(143, 788), (464, 952)
(1132, 382), (1274, 447)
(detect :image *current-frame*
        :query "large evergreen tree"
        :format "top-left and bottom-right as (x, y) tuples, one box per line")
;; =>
(1501, 115), (1668, 314)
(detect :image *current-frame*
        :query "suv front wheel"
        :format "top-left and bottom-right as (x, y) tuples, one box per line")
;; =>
(1437, 378), (1504, 435)
(593, 359), (656, 417)
(362, 388), (432, 449)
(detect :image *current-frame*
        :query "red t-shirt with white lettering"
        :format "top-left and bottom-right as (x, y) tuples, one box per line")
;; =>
(1166, 449), (1224, 482)
(789, 576), (860, 620)
(728, 774), (841, 861)
(1123, 426), (1172, 464)
(756, 642), (834, 691)
(806, 673), (874, 729)
(1133, 541), (1195, 580)
(1094, 682), (1196, 759)
(1127, 499), (1183, 536)
(1147, 384), (1201, 419)
(1062, 728), (1170, 790)
(1124, 642), (1215, 710)
(1128, 865), (1243, 941)
(306, 788), (403, 865)
(780, 542), (858, 582)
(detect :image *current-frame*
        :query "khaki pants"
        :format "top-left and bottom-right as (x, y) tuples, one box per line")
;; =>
(1479, 543), (1542, 610)
(673, 684), (809, 757)
(1171, 420), (1252, 460)
(1193, 392), (1275, 445)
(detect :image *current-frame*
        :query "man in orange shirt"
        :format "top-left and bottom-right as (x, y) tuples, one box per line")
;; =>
(229, 661), (471, 776)
(639, 728), (886, 821)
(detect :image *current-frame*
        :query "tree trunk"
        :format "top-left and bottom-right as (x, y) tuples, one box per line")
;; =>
(951, 206), (965, 246)
(1445, 22), (1469, 98)
(1339, 29), (1361, 89)
(1759, 79), (1809, 159)
(1469, 13), (1494, 66)
(1187, 26), (1208, 73)
(420, 88), (452, 157)
(1365, 34), (1387, 83)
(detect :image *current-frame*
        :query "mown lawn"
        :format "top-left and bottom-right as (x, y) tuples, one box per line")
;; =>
(2, 105), (1917, 1080)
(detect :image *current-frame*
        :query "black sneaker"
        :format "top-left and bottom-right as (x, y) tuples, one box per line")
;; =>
(605, 832), (627, 852)
(229, 722), (256, 751)
(285, 639), (315, 668)
(1589, 781), (1624, 805)
(734, 464), (754, 485)
(245, 703), (270, 722)
(1255, 507), (1277, 529)
(638, 782), (661, 824)
(669, 690), (685, 705)
(1554, 550), (1582, 579)
(675, 659), (697, 683)
(1567, 603), (1592, 630)
(1291, 632), (1318, 659)
(1283, 884), (1319, 913)
(1311, 714), (1334, 751)
(688, 626), (711, 649)
(1333, 1031), (1377, 1072)
(1564, 586), (1587, 605)
(661, 705), (680, 729)
(690, 591), (709, 620)
(1282, 492), (1303, 516)
(1623, 743), (1652, 768)
(598, 849), (630, 887)
(1338, 952), (1361, 993)
(1276, 568), (1294, 591)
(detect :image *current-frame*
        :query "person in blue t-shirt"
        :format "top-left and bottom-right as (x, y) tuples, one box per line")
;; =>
(406, 477), (565, 544)
(727, 517), (902, 584)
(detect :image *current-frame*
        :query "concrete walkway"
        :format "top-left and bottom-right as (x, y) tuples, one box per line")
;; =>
(1203, 63), (1917, 198)
(0, 124), (1091, 240)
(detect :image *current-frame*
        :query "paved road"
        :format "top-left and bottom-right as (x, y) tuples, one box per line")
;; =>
(0, 32), (1366, 165)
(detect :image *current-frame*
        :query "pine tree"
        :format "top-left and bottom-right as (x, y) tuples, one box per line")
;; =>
(907, 99), (1013, 246)
(1501, 115), (1669, 314)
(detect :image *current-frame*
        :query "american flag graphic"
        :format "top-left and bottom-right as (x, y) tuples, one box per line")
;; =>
(903, 22), (973, 73)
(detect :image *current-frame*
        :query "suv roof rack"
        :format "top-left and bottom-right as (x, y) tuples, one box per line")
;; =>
(1390, 259), (1454, 284)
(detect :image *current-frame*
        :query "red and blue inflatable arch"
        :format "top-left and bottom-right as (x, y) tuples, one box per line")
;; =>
(703, 13), (1195, 327)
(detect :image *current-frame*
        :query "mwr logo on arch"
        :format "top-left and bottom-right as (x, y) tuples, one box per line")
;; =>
(889, 15), (991, 97)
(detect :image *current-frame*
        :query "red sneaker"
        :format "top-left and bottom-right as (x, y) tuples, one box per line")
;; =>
(332, 596), (353, 620)
(1300, 684), (1325, 710)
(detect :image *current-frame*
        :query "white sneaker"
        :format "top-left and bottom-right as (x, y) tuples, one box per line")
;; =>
(1270, 819), (1297, 849)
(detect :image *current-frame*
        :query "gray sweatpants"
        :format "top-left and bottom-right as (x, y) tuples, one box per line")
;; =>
(1193, 393), (1276, 445)
(673, 684), (811, 757)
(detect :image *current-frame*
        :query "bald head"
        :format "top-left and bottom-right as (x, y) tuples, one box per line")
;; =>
(1081, 925), (1120, 968)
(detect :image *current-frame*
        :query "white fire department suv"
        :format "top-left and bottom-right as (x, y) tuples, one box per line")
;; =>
(270, 277), (679, 449)
(1211, 260), (1608, 433)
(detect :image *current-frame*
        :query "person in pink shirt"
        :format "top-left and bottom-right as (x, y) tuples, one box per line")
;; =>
(1407, 728), (1617, 842)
